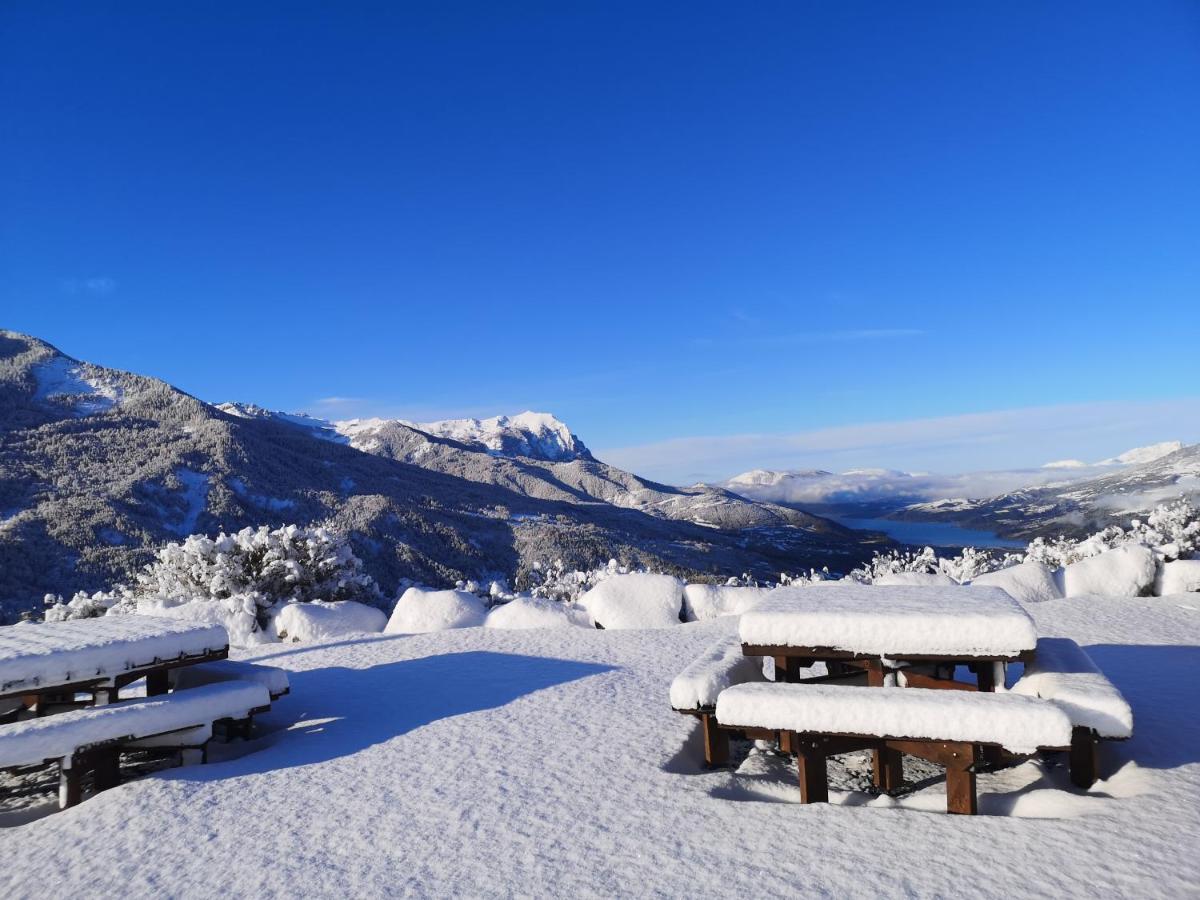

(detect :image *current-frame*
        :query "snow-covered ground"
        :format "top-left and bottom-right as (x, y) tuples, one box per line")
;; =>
(2, 594), (1199, 897)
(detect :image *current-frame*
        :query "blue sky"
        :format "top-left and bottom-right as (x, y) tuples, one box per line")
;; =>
(3, 2), (1199, 482)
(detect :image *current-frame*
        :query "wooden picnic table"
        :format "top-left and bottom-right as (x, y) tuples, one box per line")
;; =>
(736, 583), (1040, 782)
(0, 616), (229, 714)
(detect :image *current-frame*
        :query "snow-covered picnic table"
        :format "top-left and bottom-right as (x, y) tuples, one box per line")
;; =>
(739, 583), (1038, 687)
(0, 616), (229, 706)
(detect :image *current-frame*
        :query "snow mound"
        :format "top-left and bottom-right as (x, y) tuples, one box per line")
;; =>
(970, 562), (1063, 604)
(873, 572), (958, 587)
(669, 633), (764, 710)
(135, 596), (263, 648)
(385, 588), (488, 634)
(578, 574), (683, 629)
(485, 597), (590, 630)
(681, 584), (771, 621)
(716, 682), (1073, 755)
(1062, 545), (1158, 598)
(1156, 560), (1200, 595)
(275, 600), (387, 643)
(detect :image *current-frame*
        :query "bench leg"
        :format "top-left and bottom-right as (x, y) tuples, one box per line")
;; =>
(146, 669), (170, 697)
(700, 714), (729, 767)
(945, 743), (979, 815)
(93, 748), (121, 792)
(796, 744), (829, 804)
(873, 747), (903, 793)
(1069, 727), (1098, 789)
(59, 760), (82, 809)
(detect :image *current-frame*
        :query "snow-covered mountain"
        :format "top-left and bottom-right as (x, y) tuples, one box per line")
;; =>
(337, 412), (592, 462)
(899, 443), (1200, 538)
(722, 441), (1190, 519)
(0, 331), (879, 620)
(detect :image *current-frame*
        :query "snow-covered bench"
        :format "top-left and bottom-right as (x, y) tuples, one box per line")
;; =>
(0, 681), (271, 809)
(669, 635), (867, 766)
(715, 682), (1073, 814)
(669, 635), (765, 766)
(170, 659), (290, 700)
(1011, 637), (1133, 788)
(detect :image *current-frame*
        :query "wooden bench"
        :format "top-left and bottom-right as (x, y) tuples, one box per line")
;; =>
(170, 659), (290, 700)
(670, 634), (866, 766)
(715, 682), (1073, 814)
(1011, 637), (1133, 788)
(0, 680), (271, 809)
(670, 635), (765, 766)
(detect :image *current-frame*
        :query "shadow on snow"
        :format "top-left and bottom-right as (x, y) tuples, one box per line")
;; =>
(168, 649), (613, 781)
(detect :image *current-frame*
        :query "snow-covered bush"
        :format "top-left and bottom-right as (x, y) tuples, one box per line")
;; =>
(577, 573), (684, 629)
(969, 561), (1063, 604)
(275, 599), (387, 643)
(485, 596), (591, 630)
(1156, 560), (1200, 595)
(1061, 544), (1158, 598)
(681, 584), (771, 621)
(134, 525), (380, 624)
(385, 587), (487, 633)
(520, 558), (632, 603)
(135, 595), (265, 647)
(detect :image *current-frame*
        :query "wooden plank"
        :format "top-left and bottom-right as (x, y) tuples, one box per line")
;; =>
(742, 645), (1028, 664)
(899, 671), (977, 692)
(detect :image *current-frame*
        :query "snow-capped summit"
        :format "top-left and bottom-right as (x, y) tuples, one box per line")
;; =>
(725, 468), (833, 488)
(407, 412), (591, 462)
(1042, 459), (1089, 469)
(1096, 441), (1184, 467)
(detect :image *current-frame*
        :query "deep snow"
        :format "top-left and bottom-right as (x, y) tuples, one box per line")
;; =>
(1, 594), (1199, 898)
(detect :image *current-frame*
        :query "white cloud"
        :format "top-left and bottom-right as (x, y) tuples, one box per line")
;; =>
(595, 399), (1200, 488)
(62, 276), (117, 296)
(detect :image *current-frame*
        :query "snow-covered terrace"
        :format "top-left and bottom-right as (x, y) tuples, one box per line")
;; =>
(2, 594), (1198, 896)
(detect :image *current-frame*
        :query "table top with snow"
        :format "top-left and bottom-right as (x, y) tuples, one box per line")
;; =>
(738, 583), (1038, 658)
(0, 616), (228, 695)
(1, 594), (1198, 897)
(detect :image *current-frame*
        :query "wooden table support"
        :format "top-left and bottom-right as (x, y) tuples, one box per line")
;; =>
(1069, 726), (1098, 789)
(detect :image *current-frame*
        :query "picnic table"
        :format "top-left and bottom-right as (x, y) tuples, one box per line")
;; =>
(0, 616), (229, 713)
(737, 584), (1039, 783)
(739, 583), (1038, 691)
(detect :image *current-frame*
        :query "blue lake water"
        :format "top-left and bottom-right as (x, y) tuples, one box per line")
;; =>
(831, 517), (1027, 549)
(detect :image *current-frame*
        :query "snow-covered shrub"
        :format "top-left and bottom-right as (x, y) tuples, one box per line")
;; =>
(681, 584), (771, 621)
(1156, 560), (1200, 595)
(135, 595), (265, 647)
(385, 587), (487, 634)
(134, 524), (380, 626)
(275, 600), (387, 643)
(577, 573), (684, 629)
(873, 571), (957, 587)
(1061, 544), (1158, 598)
(485, 596), (591, 630)
(969, 562), (1063, 604)
(1026, 499), (1199, 567)
(43, 589), (126, 622)
(520, 558), (632, 603)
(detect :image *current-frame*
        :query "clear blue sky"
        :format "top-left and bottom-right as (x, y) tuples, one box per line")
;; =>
(3, 2), (1199, 481)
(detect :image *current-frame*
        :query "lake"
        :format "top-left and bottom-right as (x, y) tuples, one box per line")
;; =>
(831, 516), (1027, 549)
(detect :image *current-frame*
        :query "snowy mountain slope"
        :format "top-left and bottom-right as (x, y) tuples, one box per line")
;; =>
(899, 443), (1200, 538)
(0, 331), (879, 620)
